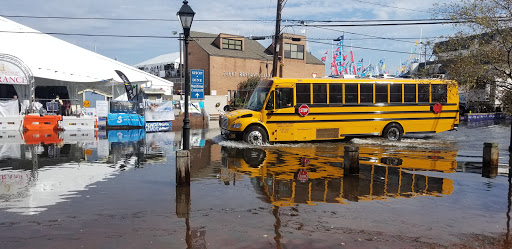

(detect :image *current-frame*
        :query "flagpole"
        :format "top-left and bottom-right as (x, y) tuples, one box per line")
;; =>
(331, 40), (334, 76)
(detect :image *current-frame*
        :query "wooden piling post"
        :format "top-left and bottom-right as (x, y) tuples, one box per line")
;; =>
(482, 143), (499, 178)
(483, 143), (499, 167)
(344, 146), (359, 175)
(176, 150), (191, 186)
(342, 174), (360, 202)
(176, 186), (191, 218)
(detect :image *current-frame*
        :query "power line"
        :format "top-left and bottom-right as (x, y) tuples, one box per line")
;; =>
(0, 15), (266, 22)
(299, 20), (466, 27)
(312, 26), (416, 44)
(353, 0), (425, 13)
(0, 30), (177, 38)
(308, 39), (416, 55)
(5, 14), (506, 24)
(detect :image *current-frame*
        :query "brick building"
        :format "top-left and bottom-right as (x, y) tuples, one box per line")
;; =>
(187, 31), (325, 96)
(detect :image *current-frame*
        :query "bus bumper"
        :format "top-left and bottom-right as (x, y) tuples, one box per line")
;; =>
(221, 128), (244, 140)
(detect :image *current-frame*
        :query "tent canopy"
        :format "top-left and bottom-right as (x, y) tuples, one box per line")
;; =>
(0, 17), (173, 92)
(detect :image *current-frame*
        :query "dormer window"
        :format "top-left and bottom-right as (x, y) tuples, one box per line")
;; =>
(222, 38), (242, 50)
(284, 43), (304, 60)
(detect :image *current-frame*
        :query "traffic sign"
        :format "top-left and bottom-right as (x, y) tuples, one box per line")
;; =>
(298, 104), (310, 117)
(190, 69), (204, 99)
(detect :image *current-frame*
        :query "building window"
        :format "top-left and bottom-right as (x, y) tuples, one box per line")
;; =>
(313, 84), (327, 104)
(329, 84), (343, 104)
(375, 84), (388, 103)
(345, 84), (358, 104)
(284, 43), (304, 60)
(360, 84), (374, 103)
(296, 83), (310, 104)
(222, 38), (242, 50)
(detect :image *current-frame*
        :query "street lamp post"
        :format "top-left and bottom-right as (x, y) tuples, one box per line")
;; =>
(177, 0), (195, 150)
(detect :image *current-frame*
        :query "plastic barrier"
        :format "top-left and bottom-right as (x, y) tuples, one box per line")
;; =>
(23, 115), (62, 131)
(0, 116), (23, 131)
(0, 130), (24, 144)
(61, 116), (96, 130)
(23, 130), (62, 145)
(61, 130), (96, 143)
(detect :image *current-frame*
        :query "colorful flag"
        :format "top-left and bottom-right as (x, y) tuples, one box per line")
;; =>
(321, 56), (327, 62)
(324, 50), (329, 54)
(343, 54), (348, 61)
(350, 51), (355, 63)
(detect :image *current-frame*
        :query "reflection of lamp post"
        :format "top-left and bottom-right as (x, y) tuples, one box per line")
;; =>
(177, 0), (195, 150)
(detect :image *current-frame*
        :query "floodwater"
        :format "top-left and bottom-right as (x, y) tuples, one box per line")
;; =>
(1, 120), (511, 249)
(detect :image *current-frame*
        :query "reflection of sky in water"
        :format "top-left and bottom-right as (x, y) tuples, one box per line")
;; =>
(0, 130), (178, 215)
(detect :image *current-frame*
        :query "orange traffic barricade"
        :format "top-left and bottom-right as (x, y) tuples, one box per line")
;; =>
(23, 115), (62, 131)
(23, 129), (62, 145)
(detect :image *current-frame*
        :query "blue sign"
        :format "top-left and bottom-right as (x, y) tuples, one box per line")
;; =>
(190, 69), (204, 99)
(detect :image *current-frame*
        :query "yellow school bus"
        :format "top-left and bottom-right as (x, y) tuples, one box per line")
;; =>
(220, 77), (459, 145)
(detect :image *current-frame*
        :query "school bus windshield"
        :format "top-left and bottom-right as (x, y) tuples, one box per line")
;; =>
(246, 87), (270, 111)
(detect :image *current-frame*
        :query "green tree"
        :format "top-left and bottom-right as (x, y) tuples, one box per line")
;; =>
(433, 0), (512, 112)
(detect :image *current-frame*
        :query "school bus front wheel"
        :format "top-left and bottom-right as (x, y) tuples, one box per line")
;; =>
(243, 125), (269, 145)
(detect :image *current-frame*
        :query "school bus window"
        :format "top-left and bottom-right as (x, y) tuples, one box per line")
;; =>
(265, 90), (274, 110)
(432, 84), (447, 103)
(360, 84), (374, 103)
(375, 84), (388, 103)
(276, 88), (293, 108)
(313, 83), (327, 104)
(296, 83), (311, 104)
(390, 84), (402, 103)
(345, 84), (358, 104)
(404, 84), (416, 103)
(418, 84), (429, 102)
(329, 84), (343, 104)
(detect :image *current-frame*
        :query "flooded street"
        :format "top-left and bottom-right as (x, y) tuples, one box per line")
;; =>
(1, 120), (512, 248)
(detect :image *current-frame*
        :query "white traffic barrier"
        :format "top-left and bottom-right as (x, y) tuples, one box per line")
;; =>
(61, 130), (96, 143)
(0, 116), (23, 131)
(60, 116), (96, 130)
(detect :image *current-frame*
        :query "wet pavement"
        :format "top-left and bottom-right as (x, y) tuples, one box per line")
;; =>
(1, 120), (512, 248)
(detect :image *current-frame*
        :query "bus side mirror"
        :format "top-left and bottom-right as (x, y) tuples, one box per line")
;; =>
(223, 105), (230, 112)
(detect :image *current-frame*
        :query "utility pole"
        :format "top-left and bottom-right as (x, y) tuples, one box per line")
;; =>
(272, 0), (283, 77)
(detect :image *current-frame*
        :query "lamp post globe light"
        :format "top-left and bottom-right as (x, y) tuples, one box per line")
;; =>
(177, 0), (195, 150)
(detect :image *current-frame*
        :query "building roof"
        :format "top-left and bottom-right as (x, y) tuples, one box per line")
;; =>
(190, 31), (324, 65)
(134, 52), (181, 67)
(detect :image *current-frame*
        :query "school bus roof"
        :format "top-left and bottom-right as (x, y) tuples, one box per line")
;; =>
(268, 77), (455, 85)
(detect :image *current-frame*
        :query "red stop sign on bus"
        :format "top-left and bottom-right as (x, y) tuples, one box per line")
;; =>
(298, 104), (310, 117)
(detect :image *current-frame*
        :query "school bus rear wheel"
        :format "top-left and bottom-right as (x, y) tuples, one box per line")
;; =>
(243, 125), (268, 145)
(382, 123), (403, 141)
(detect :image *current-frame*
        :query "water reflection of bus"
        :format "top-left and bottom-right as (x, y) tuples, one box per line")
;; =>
(221, 145), (455, 206)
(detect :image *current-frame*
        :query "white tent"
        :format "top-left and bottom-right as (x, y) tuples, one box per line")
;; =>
(0, 16), (173, 103)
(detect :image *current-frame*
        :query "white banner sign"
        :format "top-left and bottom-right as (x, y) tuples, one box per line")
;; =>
(145, 100), (175, 121)
(96, 100), (109, 117)
(0, 99), (19, 116)
(0, 61), (28, 84)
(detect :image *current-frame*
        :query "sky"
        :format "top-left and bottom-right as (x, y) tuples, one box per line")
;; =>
(1, 0), (459, 76)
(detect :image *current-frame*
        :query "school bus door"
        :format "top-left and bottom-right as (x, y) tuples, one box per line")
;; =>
(263, 87), (295, 142)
